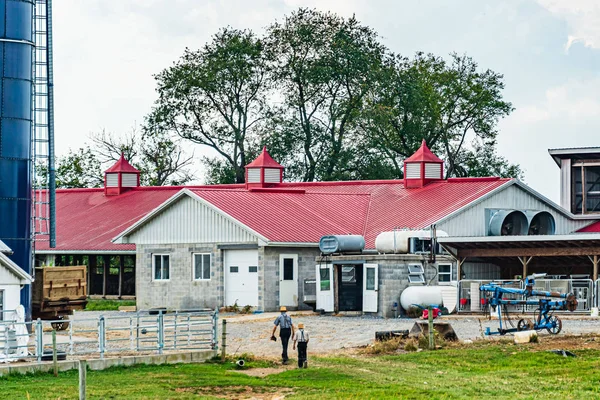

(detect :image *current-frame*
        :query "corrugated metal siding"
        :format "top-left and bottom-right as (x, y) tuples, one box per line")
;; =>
(106, 174), (118, 187)
(425, 163), (441, 179)
(122, 173), (138, 187)
(247, 168), (260, 183)
(128, 195), (259, 245)
(463, 262), (500, 280)
(437, 184), (589, 236)
(264, 168), (280, 183)
(560, 158), (571, 210)
(405, 163), (420, 178)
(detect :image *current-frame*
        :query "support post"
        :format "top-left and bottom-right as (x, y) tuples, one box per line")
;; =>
(52, 330), (57, 377)
(36, 319), (43, 362)
(592, 255), (599, 282)
(221, 319), (227, 361)
(79, 360), (87, 400)
(519, 256), (532, 279)
(428, 306), (434, 350)
(457, 258), (465, 281)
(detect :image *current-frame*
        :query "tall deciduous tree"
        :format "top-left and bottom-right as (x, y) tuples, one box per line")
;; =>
(362, 52), (516, 178)
(36, 147), (103, 189)
(265, 9), (386, 181)
(149, 28), (269, 184)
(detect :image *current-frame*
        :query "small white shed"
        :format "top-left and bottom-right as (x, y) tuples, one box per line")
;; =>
(0, 241), (33, 319)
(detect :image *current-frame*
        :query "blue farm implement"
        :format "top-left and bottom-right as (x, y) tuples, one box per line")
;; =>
(480, 273), (578, 336)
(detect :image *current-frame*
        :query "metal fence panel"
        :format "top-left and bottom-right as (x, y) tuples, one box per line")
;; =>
(0, 309), (218, 363)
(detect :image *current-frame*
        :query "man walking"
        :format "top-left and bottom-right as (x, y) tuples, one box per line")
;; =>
(272, 306), (294, 364)
(293, 322), (309, 368)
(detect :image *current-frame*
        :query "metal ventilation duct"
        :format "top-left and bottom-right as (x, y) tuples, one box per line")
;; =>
(488, 210), (529, 236)
(526, 211), (556, 235)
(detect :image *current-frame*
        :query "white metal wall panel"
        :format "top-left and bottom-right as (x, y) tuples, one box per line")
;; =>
(247, 168), (261, 183)
(121, 173), (138, 187)
(560, 158), (571, 210)
(405, 163), (421, 179)
(128, 195), (260, 245)
(424, 163), (441, 179)
(264, 168), (280, 183)
(0, 266), (23, 285)
(436, 184), (590, 236)
(106, 173), (118, 187)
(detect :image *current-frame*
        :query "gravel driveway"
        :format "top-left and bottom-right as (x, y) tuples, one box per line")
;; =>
(71, 311), (600, 357)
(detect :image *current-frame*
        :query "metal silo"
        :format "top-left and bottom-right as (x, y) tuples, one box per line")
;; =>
(0, 0), (35, 315)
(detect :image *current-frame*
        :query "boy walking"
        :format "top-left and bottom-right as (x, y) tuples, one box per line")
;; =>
(293, 322), (309, 368)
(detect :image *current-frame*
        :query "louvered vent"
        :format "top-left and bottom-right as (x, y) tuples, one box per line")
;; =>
(121, 173), (138, 187)
(405, 163), (421, 179)
(247, 168), (261, 183)
(264, 168), (281, 183)
(106, 173), (118, 187)
(425, 163), (442, 179)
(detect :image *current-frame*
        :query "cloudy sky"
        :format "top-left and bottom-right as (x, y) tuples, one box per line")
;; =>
(53, 0), (600, 201)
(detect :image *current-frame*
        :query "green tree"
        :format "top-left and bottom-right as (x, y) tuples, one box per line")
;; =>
(149, 28), (269, 184)
(362, 52), (515, 178)
(36, 147), (103, 189)
(90, 127), (195, 186)
(265, 9), (386, 181)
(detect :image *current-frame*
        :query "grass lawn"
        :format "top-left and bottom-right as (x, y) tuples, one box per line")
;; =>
(3, 342), (600, 399)
(84, 299), (136, 311)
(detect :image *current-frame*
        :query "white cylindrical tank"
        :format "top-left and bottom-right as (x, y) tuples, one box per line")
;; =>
(375, 230), (448, 254)
(400, 286), (444, 311)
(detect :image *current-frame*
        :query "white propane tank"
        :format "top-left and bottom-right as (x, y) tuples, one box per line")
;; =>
(375, 230), (448, 254)
(400, 286), (444, 311)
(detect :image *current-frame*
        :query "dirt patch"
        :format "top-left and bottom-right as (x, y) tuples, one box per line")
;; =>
(176, 385), (294, 399)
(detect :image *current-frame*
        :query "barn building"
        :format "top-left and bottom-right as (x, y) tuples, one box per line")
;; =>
(34, 143), (600, 316)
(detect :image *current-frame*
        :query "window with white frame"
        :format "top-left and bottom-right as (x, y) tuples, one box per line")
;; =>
(153, 254), (170, 280)
(438, 263), (456, 284)
(193, 253), (211, 280)
(408, 264), (425, 284)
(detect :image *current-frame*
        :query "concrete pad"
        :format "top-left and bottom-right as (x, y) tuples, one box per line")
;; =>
(119, 306), (137, 312)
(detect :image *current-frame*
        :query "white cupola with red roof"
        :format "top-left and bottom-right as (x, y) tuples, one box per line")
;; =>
(403, 140), (444, 189)
(104, 153), (140, 196)
(245, 147), (284, 189)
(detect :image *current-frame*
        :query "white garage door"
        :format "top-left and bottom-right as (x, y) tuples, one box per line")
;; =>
(224, 249), (259, 307)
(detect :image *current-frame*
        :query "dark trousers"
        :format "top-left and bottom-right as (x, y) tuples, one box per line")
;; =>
(280, 328), (291, 362)
(297, 342), (307, 367)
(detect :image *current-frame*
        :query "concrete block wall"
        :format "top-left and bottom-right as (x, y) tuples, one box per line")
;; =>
(136, 243), (222, 310)
(263, 247), (321, 311)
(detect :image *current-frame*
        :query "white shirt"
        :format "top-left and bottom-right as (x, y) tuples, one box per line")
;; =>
(294, 329), (309, 342)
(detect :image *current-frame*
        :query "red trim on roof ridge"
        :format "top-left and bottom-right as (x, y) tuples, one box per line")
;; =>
(247, 188), (306, 194)
(277, 179), (407, 187)
(446, 177), (504, 183)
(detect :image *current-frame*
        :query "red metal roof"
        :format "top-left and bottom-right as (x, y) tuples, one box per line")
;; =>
(245, 147), (284, 169)
(578, 220), (600, 233)
(36, 177), (510, 252)
(191, 177), (510, 248)
(404, 140), (443, 164)
(105, 154), (140, 174)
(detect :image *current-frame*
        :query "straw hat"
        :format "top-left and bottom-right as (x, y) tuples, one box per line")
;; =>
(298, 323), (304, 329)
(280, 306), (287, 312)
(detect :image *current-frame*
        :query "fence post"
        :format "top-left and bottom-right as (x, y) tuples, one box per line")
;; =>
(428, 306), (435, 350)
(157, 312), (164, 355)
(221, 319), (227, 361)
(173, 311), (178, 350)
(68, 316), (74, 355)
(79, 360), (87, 400)
(36, 318), (43, 363)
(98, 315), (105, 359)
(212, 309), (218, 350)
(52, 330), (58, 377)
(3, 325), (9, 359)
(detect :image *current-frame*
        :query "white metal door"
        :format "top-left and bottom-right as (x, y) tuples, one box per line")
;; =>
(362, 263), (378, 313)
(316, 263), (334, 312)
(224, 249), (259, 307)
(279, 254), (298, 307)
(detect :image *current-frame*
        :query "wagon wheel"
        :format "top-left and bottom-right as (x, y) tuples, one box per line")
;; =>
(51, 316), (70, 331)
(517, 319), (533, 331)
(546, 316), (562, 335)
